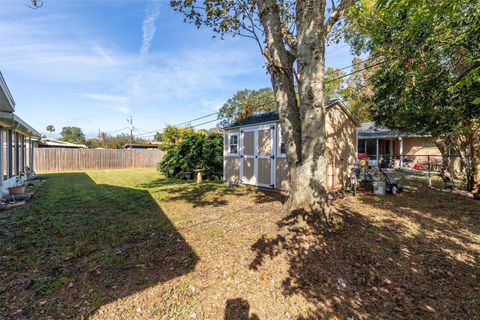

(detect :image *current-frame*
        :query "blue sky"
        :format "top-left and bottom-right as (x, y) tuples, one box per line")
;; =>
(0, 0), (355, 139)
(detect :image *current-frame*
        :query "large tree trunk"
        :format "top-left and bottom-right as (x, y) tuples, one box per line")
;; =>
(469, 120), (480, 192)
(435, 137), (462, 179)
(257, 0), (330, 215)
(256, 0), (353, 218)
(293, 0), (329, 213)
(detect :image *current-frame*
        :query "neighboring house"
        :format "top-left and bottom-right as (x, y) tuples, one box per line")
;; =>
(37, 138), (88, 149)
(123, 142), (160, 150)
(357, 121), (441, 168)
(223, 99), (360, 191)
(0, 71), (41, 198)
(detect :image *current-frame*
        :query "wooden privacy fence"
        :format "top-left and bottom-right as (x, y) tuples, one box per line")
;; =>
(34, 148), (164, 172)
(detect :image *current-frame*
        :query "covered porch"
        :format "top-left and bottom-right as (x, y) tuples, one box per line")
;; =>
(357, 137), (405, 168)
(0, 71), (41, 199)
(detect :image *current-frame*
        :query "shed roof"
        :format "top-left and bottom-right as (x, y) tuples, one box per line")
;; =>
(224, 99), (360, 129)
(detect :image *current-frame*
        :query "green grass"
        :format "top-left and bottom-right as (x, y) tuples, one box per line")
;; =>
(2, 168), (478, 319)
(0, 168), (218, 319)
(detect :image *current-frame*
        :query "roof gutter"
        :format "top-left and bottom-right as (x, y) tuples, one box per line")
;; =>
(223, 120), (279, 130)
(0, 111), (41, 137)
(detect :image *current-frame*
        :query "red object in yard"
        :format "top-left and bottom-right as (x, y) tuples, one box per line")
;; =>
(357, 152), (368, 159)
(413, 163), (422, 170)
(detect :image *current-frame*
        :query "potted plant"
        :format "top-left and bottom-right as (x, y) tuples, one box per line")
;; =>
(8, 171), (26, 195)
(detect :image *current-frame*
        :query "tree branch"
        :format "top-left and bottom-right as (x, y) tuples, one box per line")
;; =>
(281, 26), (297, 53)
(324, 0), (355, 35)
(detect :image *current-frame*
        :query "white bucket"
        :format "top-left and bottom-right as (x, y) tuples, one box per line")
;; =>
(373, 181), (385, 195)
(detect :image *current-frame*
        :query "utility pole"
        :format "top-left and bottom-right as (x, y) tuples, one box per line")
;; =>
(127, 116), (134, 148)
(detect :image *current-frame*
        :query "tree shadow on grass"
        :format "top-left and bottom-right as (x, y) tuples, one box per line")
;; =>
(0, 172), (199, 319)
(249, 188), (480, 319)
(139, 177), (285, 208)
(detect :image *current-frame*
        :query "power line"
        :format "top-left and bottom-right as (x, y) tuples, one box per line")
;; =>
(325, 60), (385, 84)
(136, 111), (220, 137)
(137, 57), (385, 137)
(326, 43), (349, 54)
(105, 126), (130, 135)
(139, 118), (222, 138)
(333, 55), (383, 73)
(190, 118), (220, 129)
(175, 111), (220, 127)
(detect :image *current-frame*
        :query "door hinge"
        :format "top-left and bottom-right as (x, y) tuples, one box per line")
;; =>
(270, 155), (275, 159)
(270, 184), (275, 188)
(240, 155), (243, 158)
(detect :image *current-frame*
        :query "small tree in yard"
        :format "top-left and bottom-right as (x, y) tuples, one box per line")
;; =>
(171, 0), (357, 218)
(159, 132), (223, 180)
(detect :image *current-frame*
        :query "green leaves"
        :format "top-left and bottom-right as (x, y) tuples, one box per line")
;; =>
(59, 126), (86, 145)
(218, 88), (276, 127)
(159, 132), (223, 180)
(345, 0), (480, 137)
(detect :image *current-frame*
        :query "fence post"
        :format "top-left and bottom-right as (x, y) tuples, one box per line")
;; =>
(428, 155), (432, 187)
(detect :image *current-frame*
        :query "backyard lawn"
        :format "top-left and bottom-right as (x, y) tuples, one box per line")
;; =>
(1, 168), (479, 319)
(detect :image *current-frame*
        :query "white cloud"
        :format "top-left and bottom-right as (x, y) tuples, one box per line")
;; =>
(0, 3), (268, 131)
(140, 2), (161, 57)
(199, 97), (227, 111)
(79, 93), (129, 104)
(98, 104), (131, 114)
(79, 94), (130, 114)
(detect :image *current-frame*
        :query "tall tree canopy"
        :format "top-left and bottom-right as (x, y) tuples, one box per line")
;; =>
(46, 125), (55, 137)
(59, 127), (86, 145)
(171, 0), (357, 215)
(343, 0), (480, 190)
(324, 67), (346, 101)
(86, 133), (151, 149)
(218, 88), (276, 127)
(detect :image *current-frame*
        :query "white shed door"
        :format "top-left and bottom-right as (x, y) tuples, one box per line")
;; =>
(240, 125), (276, 188)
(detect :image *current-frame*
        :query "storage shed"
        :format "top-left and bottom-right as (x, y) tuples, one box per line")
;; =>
(223, 99), (360, 191)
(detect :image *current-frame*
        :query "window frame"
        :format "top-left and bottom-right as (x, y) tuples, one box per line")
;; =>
(228, 133), (239, 156)
(277, 126), (287, 158)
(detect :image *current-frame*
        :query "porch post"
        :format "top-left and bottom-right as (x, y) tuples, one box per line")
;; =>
(23, 137), (25, 172)
(399, 137), (404, 168)
(21, 135), (25, 171)
(0, 127), (3, 187)
(376, 138), (379, 167)
(14, 132), (19, 175)
(30, 137), (34, 172)
(7, 129), (12, 178)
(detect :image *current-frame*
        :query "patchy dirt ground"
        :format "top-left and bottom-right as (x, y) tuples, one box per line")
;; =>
(1, 169), (479, 319)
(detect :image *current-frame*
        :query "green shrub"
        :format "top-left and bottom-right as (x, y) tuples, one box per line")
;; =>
(158, 132), (223, 180)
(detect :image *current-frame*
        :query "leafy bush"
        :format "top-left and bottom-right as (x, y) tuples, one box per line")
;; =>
(158, 132), (223, 180)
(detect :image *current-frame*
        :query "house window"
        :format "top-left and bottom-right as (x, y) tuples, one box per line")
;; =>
(229, 134), (238, 155)
(357, 139), (366, 154)
(366, 139), (377, 156)
(278, 127), (287, 157)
